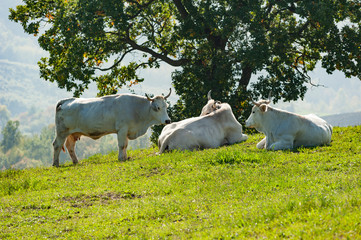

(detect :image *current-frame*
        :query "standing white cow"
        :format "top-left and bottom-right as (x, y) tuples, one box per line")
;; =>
(245, 98), (333, 150)
(52, 89), (171, 167)
(158, 102), (248, 153)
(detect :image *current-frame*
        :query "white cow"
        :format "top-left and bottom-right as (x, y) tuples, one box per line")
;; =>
(158, 90), (221, 150)
(245, 98), (333, 150)
(52, 89), (171, 167)
(158, 102), (248, 153)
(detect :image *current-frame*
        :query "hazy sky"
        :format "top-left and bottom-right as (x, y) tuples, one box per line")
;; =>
(1, 0), (361, 117)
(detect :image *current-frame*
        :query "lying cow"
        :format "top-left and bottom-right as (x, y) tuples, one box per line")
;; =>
(158, 90), (222, 150)
(158, 101), (248, 153)
(245, 98), (333, 150)
(52, 89), (172, 167)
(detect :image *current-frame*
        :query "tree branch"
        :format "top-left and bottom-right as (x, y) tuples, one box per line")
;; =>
(124, 35), (189, 67)
(135, 60), (160, 71)
(172, 0), (189, 19)
(127, 0), (157, 20)
(293, 63), (325, 88)
(94, 48), (135, 71)
(296, 20), (310, 37)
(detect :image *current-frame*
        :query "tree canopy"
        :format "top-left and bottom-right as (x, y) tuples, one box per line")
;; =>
(1, 120), (21, 153)
(0, 105), (10, 129)
(9, 0), (361, 121)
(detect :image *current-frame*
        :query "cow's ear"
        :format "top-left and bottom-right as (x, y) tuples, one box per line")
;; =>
(215, 101), (221, 109)
(212, 101), (221, 110)
(260, 104), (268, 112)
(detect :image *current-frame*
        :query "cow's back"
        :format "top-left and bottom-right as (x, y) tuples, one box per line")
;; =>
(161, 128), (200, 152)
(183, 115), (226, 148)
(209, 103), (248, 144)
(56, 94), (143, 136)
(294, 114), (333, 147)
(159, 115), (225, 152)
(158, 117), (198, 148)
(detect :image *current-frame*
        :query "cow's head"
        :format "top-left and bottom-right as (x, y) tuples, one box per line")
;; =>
(200, 90), (222, 116)
(146, 88), (172, 125)
(245, 93), (272, 128)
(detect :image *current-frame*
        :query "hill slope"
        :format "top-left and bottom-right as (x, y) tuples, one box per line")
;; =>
(1, 126), (361, 239)
(322, 111), (361, 127)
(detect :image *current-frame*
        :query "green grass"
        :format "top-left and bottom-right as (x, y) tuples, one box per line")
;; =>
(1, 126), (361, 239)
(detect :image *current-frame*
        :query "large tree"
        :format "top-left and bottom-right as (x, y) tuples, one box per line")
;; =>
(10, 0), (361, 121)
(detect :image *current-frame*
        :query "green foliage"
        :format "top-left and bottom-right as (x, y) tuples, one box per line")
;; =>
(0, 105), (10, 129)
(9, 1), (361, 109)
(0, 151), (10, 170)
(0, 126), (361, 238)
(1, 123), (55, 170)
(22, 125), (56, 166)
(1, 120), (21, 153)
(16, 106), (54, 135)
(0, 105), (11, 144)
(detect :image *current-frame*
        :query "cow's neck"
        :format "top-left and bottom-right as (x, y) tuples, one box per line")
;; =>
(140, 117), (159, 129)
(260, 106), (289, 132)
(129, 108), (161, 138)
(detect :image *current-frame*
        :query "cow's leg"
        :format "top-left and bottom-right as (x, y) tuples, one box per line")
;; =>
(65, 134), (79, 164)
(53, 134), (67, 167)
(257, 137), (267, 149)
(117, 130), (128, 161)
(267, 136), (294, 150)
(226, 131), (248, 145)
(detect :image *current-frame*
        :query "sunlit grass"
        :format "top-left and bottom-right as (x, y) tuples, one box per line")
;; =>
(1, 126), (361, 239)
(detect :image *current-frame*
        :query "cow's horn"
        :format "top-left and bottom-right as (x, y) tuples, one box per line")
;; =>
(164, 88), (171, 99)
(252, 100), (261, 107)
(207, 90), (212, 100)
(266, 91), (272, 104)
(145, 94), (154, 102)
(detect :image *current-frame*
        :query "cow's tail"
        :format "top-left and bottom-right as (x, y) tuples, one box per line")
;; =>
(54, 98), (75, 153)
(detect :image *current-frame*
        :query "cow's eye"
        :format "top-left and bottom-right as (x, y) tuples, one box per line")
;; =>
(157, 107), (160, 111)
(252, 111), (255, 114)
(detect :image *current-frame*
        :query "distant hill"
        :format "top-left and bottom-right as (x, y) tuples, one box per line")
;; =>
(322, 111), (361, 127)
(0, 60), (95, 134)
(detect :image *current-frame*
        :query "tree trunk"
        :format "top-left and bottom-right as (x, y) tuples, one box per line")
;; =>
(239, 65), (253, 90)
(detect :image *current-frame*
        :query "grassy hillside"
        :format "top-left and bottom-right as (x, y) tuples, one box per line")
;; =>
(1, 126), (361, 239)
